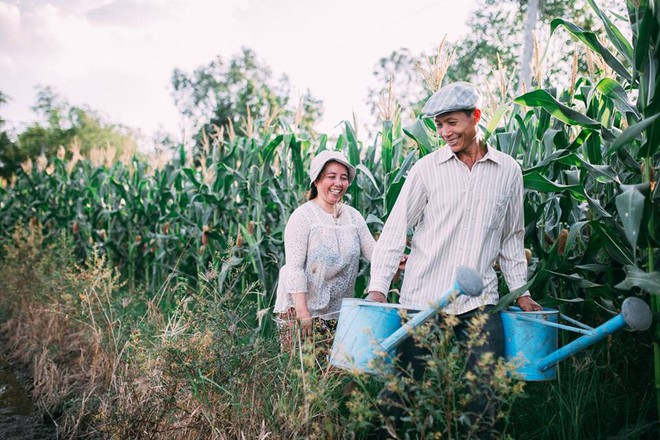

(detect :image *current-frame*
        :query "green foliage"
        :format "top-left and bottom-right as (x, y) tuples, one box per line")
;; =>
(347, 315), (525, 439)
(171, 47), (323, 150)
(446, 0), (626, 90)
(0, 1), (656, 437)
(16, 86), (137, 160)
(0, 91), (23, 179)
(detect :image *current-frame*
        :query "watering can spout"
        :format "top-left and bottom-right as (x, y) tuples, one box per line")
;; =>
(379, 266), (483, 352)
(529, 297), (652, 378)
(621, 297), (653, 331)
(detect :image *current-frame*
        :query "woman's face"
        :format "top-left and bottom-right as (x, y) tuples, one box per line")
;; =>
(314, 161), (349, 207)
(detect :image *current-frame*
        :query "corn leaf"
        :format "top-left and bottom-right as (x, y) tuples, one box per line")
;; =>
(596, 78), (639, 118)
(551, 18), (632, 83)
(615, 185), (646, 251)
(514, 90), (601, 128)
(615, 265), (660, 295)
(606, 113), (660, 156)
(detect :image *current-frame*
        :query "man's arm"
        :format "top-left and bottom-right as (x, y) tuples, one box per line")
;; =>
(368, 163), (427, 300)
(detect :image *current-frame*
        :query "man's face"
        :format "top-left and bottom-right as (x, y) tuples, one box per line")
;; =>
(433, 110), (480, 155)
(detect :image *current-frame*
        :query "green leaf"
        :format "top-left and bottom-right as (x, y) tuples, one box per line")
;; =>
(615, 265), (660, 295)
(381, 120), (393, 175)
(615, 185), (645, 250)
(514, 90), (601, 128)
(551, 18), (632, 83)
(365, 213), (384, 226)
(182, 168), (201, 189)
(557, 153), (620, 183)
(544, 270), (603, 288)
(523, 171), (581, 193)
(403, 119), (433, 157)
(483, 102), (510, 143)
(596, 78), (639, 118)
(606, 113), (660, 156)
(261, 134), (283, 164)
(356, 164), (380, 193)
(632, 2), (652, 72)
(589, 222), (635, 266)
(585, 0), (633, 65)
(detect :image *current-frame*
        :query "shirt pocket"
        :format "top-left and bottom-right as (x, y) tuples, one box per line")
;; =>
(479, 193), (509, 231)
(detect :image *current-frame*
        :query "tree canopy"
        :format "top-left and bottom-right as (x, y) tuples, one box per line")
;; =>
(171, 47), (323, 147)
(17, 87), (137, 161)
(0, 91), (23, 179)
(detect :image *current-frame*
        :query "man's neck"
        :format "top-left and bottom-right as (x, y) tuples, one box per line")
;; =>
(456, 141), (487, 170)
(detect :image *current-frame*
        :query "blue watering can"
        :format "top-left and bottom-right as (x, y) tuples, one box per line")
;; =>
(330, 266), (483, 374)
(500, 296), (652, 381)
(330, 265), (653, 380)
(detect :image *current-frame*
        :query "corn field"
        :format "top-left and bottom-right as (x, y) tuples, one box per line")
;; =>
(0, 1), (658, 438)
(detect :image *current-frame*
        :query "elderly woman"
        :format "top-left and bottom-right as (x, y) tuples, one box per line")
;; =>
(274, 150), (376, 351)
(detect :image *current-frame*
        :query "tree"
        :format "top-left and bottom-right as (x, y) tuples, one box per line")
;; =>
(520, 0), (540, 91)
(171, 47), (323, 146)
(17, 87), (137, 160)
(364, 48), (427, 135)
(363, 1), (628, 124)
(0, 91), (24, 179)
(446, 0), (627, 94)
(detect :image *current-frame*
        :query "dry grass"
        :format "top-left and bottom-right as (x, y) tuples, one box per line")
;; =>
(0, 225), (355, 439)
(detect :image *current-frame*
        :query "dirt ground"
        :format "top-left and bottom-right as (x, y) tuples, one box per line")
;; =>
(0, 355), (57, 439)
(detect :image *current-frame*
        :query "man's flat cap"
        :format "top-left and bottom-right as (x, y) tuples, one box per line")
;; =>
(421, 81), (482, 118)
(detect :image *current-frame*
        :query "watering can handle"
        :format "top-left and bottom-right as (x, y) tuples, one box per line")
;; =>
(379, 266), (483, 352)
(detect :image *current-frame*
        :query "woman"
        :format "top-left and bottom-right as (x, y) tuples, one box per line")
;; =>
(274, 150), (375, 352)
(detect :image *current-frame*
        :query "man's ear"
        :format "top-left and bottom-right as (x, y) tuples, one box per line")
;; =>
(473, 108), (482, 124)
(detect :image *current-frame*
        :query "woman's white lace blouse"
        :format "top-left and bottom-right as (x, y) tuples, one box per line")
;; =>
(274, 201), (375, 319)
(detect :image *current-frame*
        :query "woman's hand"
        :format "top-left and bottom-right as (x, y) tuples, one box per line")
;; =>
(398, 254), (408, 270)
(292, 293), (313, 337)
(392, 254), (408, 283)
(295, 306), (313, 337)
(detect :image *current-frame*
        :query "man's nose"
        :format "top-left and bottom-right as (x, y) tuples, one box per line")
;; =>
(439, 126), (450, 137)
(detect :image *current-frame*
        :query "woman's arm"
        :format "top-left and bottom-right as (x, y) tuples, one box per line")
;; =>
(283, 207), (313, 335)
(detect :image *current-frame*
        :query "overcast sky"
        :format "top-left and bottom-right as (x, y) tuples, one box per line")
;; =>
(1, 0), (476, 147)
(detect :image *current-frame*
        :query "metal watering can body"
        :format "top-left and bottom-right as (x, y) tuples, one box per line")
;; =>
(330, 266), (484, 375)
(500, 297), (652, 381)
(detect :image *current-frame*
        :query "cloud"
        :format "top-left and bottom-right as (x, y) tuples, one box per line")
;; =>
(87, 0), (174, 27)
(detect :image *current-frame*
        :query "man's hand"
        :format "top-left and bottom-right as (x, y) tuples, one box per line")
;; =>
(517, 295), (542, 312)
(365, 290), (387, 303)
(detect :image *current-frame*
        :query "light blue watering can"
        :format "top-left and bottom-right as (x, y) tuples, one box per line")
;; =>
(330, 266), (483, 374)
(330, 266), (653, 380)
(500, 296), (652, 381)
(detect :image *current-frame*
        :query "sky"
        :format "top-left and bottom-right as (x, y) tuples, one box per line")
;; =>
(0, 0), (476, 148)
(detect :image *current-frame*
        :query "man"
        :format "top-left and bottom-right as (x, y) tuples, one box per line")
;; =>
(366, 81), (541, 437)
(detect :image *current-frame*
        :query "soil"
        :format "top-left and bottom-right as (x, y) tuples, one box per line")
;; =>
(0, 355), (57, 439)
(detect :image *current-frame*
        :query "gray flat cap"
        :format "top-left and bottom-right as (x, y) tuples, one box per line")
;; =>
(421, 81), (482, 118)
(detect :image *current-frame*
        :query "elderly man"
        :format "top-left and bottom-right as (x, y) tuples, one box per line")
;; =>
(366, 81), (541, 438)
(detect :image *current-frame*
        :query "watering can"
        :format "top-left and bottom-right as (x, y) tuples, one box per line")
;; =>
(330, 266), (484, 374)
(500, 297), (652, 381)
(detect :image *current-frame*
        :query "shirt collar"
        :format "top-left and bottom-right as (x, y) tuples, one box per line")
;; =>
(435, 143), (503, 165)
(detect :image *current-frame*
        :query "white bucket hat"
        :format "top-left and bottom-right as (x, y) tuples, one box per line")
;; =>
(309, 150), (356, 185)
